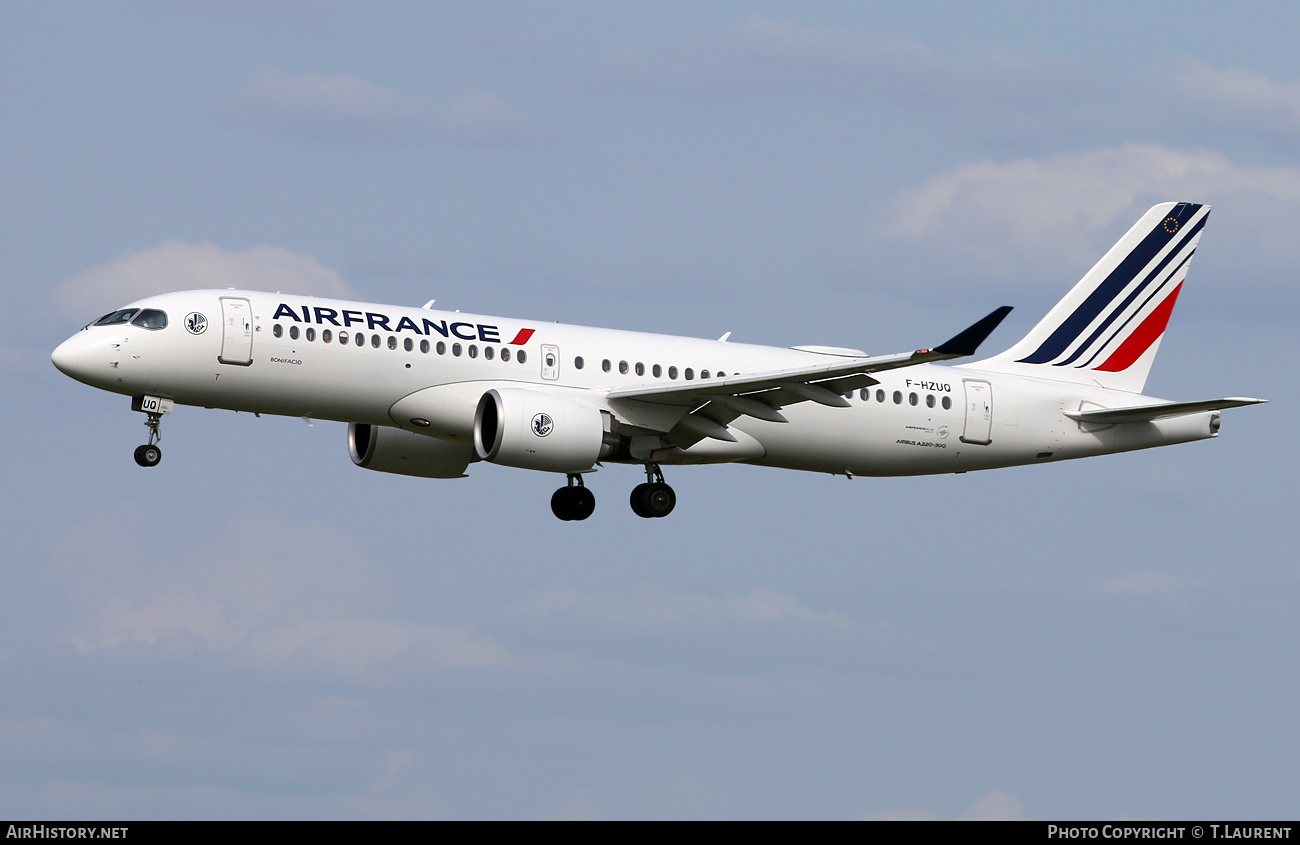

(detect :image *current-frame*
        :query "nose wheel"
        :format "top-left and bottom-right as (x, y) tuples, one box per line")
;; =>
(551, 474), (596, 521)
(133, 407), (164, 468)
(630, 463), (676, 518)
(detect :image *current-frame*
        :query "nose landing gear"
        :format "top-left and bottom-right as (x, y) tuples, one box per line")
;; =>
(129, 395), (172, 468)
(630, 463), (676, 519)
(551, 474), (596, 521)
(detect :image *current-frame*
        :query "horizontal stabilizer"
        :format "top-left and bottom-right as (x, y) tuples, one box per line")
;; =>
(1064, 397), (1266, 424)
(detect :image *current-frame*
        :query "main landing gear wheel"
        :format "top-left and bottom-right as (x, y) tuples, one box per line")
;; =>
(133, 444), (162, 467)
(630, 463), (676, 519)
(551, 474), (596, 521)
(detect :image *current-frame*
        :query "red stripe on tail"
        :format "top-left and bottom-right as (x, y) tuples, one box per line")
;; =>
(1095, 282), (1183, 373)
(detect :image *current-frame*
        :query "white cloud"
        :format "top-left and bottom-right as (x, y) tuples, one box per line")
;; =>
(513, 583), (854, 633)
(55, 508), (511, 683)
(1168, 59), (1300, 132)
(877, 144), (1300, 283)
(955, 788), (1028, 821)
(55, 240), (352, 317)
(239, 72), (527, 145)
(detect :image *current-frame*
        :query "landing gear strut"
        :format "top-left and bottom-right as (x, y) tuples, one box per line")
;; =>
(134, 411), (163, 468)
(551, 474), (596, 521)
(630, 463), (676, 519)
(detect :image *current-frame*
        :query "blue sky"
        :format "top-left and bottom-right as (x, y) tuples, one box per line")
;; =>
(2, 2), (1296, 819)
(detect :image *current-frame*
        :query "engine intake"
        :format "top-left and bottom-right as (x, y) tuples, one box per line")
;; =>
(474, 388), (610, 472)
(349, 423), (474, 478)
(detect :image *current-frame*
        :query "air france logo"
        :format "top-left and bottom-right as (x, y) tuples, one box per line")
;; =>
(531, 413), (554, 437)
(185, 312), (208, 335)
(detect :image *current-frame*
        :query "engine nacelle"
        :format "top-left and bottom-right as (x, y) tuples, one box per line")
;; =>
(474, 388), (609, 472)
(348, 423), (474, 478)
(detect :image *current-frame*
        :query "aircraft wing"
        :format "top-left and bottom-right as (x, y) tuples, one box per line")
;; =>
(605, 306), (1012, 444)
(1064, 397), (1266, 424)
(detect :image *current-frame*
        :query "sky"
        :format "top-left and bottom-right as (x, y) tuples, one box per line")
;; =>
(2, 1), (1296, 820)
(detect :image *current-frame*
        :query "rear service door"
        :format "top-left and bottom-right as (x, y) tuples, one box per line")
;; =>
(219, 297), (253, 365)
(960, 379), (993, 445)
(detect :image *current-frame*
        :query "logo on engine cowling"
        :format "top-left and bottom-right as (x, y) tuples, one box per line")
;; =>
(531, 413), (554, 437)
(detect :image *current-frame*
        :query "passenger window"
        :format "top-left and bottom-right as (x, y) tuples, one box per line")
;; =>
(668, 366), (678, 380)
(371, 334), (381, 348)
(436, 341), (446, 355)
(685, 368), (694, 380)
(602, 359), (612, 372)
(289, 326), (300, 340)
(893, 391), (902, 404)
(131, 309), (168, 330)
(876, 389), (885, 403)
(619, 361), (629, 374)
(323, 329), (332, 343)
(574, 356), (584, 369)
(484, 346), (495, 360)
(909, 392), (918, 406)
(339, 332), (349, 345)
(700, 370), (710, 379)
(926, 394), (935, 408)
(635, 362), (645, 376)
(420, 339), (429, 353)
(387, 336), (397, 350)
(452, 343), (462, 357)
(517, 350), (527, 364)
(469, 345), (478, 358)
(860, 388), (870, 401)
(404, 337), (414, 352)
(501, 347), (510, 362)
(273, 324), (284, 338)
(652, 364), (662, 378)
(717, 371), (726, 378)
(546, 352), (556, 367)
(355, 332), (364, 346)
(306, 327), (316, 342)
(942, 396), (952, 410)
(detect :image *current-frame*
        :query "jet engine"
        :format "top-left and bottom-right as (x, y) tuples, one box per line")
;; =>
(348, 423), (474, 478)
(474, 388), (613, 472)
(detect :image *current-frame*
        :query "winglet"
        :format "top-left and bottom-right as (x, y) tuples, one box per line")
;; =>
(931, 306), (1013, 357)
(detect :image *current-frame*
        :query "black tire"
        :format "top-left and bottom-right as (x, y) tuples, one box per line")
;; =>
(630, 483), (654, 518)
(644, 482), (676, 518)
(550, 487), (575, 521)
(134, 444), (161, 468)
(570, 486), (596, 521)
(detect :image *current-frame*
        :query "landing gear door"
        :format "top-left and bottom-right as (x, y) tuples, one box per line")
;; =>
(219, 297), (253, 366)
(960, 379), (993, 445)
(540, 344), (559, 381)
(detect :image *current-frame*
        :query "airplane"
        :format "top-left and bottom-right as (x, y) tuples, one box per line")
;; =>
(52, 201), (1264, 521)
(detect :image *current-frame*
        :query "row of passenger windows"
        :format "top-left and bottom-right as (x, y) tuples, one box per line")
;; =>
(572, 357), (726, 380)
(272, 323), (529, 362)
(857, 387), (953, 410)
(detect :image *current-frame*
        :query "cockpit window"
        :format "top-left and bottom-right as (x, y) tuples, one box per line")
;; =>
(93, 309), (139, 326)
(130, 309), (168, 330)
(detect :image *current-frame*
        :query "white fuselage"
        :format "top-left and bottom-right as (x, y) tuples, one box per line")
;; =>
(51, 289), (1219, 479)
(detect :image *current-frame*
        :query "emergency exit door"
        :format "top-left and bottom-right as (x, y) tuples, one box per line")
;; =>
(960, 379), (993, 445)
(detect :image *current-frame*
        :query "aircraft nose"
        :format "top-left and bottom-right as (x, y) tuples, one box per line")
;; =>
(51, 332), (94, 381)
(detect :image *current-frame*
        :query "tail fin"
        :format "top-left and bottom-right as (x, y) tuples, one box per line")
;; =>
(968, 202), (1209, 393)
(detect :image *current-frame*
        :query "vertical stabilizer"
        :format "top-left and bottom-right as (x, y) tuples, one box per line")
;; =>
(967, 202), (1208, 393)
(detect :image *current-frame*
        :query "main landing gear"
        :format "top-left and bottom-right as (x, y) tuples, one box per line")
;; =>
(551, 474), (596, 521)
(548, 463), (679, 521)
(630, 463), (676, 519)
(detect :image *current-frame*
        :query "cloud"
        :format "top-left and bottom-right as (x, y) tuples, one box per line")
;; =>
(876, 144), (1300, 284)
(513, 583), (854, 633)
(54, 508), (511, 683)
(955, 788), (1028, 821)
(1168, 59), (1300, 133)
(238, 72), (527, 145)
(55, 241), (352, 317)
